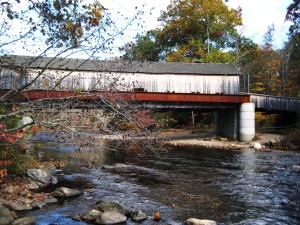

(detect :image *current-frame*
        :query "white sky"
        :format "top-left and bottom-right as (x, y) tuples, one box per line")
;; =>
(103, 0), (293, 49)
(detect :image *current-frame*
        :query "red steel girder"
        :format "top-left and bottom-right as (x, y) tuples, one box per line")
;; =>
(0, 89), (250, 103)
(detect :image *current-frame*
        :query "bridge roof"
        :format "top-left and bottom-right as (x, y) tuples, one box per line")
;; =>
(1, 55), (242, 75)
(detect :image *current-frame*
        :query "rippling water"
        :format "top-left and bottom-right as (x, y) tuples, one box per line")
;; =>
(21, 136), (300, 225)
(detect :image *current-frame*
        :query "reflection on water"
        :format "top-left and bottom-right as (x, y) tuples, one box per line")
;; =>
(21, 135), (300, 225)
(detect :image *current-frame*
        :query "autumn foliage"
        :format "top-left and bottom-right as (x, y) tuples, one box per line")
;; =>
(0, 122), (38, 182)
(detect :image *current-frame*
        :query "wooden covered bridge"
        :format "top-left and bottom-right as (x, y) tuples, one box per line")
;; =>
(1, 56), (300, 141)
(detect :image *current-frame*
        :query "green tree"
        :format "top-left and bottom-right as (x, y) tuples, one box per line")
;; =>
(122, 31), (162, 61)
(156, 0), (243, 62)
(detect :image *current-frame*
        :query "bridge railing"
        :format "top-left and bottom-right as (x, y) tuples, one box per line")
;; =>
(260, 125), (296, 134)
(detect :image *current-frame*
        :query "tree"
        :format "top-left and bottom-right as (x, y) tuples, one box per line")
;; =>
(238, 25), (282, 95)
(122, 31), (162, 62)
(156, 0), (243, 62)
(0, 1), (158, 177)
(121, 0), (243, 63)
(283, 0), (300, 97)
(286, 0), (300, 34)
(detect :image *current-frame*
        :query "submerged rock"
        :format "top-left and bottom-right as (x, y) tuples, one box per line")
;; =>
(52, 187), (82, 198)
(101, 163), (128, 170)
(31, 197), (58, 209)
(11, 217), (36, 225)
(291, 165), (300, 173)
(96, 211), (127, 225)
(186, 218), (217, 225)
(95, 201), (131, 215)
(0, 206), (14, 225)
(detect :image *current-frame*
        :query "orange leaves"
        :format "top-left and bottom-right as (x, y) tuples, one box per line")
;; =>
(152, 211), (161, 221)
(0, 159), (12, 181)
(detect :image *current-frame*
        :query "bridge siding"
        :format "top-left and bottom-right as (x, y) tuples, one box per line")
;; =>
(251, 95), (300, 113)
(1, 68), (240, 94)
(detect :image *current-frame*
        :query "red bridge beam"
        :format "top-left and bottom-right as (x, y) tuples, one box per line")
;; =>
(0, 90), (250, 103)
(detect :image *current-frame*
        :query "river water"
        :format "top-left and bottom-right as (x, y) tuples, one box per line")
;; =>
(21, 134), (300, 225)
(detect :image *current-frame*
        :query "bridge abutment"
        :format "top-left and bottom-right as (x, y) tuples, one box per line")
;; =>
(239, 103), (255, 142)
(216, 103), (255, 142)
(216, 108), (239, 140)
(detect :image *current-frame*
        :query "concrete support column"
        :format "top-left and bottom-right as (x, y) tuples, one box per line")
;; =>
(239, 103), (255, 142)
(215, 108), (239, 140)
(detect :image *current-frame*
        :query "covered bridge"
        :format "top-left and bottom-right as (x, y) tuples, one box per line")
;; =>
(0, 55), (241, 94)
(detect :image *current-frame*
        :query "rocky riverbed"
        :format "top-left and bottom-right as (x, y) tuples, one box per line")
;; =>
(160, 129), (288, 151)
(0, 162), (218, 225)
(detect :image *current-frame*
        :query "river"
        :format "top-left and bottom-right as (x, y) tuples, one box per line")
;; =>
(20, 134), (300, 225)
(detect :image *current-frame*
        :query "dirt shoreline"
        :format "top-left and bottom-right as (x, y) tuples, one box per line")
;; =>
(159, 129), (284, 151)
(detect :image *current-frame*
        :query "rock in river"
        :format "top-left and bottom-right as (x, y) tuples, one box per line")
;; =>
(130, 209), (148, 222)
(252, 142), (262, 150)
(0, 198), (32, 211)
(26, 169), (57, 188)
(96, 211), (127, 225)
(186, 218), (217, 225)
(95, 201), (131, 215)
(291, 165), (300, 173)
(81, 209), (102, 223)
(52, 187), (82, 197)
(11, 217), (36, 225)
(0, 206), (14, 225)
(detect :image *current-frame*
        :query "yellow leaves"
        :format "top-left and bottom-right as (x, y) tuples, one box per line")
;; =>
(86, 2), (103, 27)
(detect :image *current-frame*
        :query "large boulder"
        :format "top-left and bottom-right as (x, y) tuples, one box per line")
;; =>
(52, 187), (82, 198)
(96, 211), (127, 225)
(11, 217), (36, 225)
(95, 201), (131, 215)
(26, 169), (57, 188)
(186, 218), (217, 225)
(0, 206), (14, 225)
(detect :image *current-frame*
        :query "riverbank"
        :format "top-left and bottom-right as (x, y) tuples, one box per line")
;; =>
(160, 129), (286, 151)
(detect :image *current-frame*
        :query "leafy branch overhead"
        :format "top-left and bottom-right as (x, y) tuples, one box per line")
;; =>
(1, 0), (107, 49)
(30, 0), (104, 47)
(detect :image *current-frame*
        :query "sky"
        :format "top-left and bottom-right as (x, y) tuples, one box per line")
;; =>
(102, 0), (293, 49)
